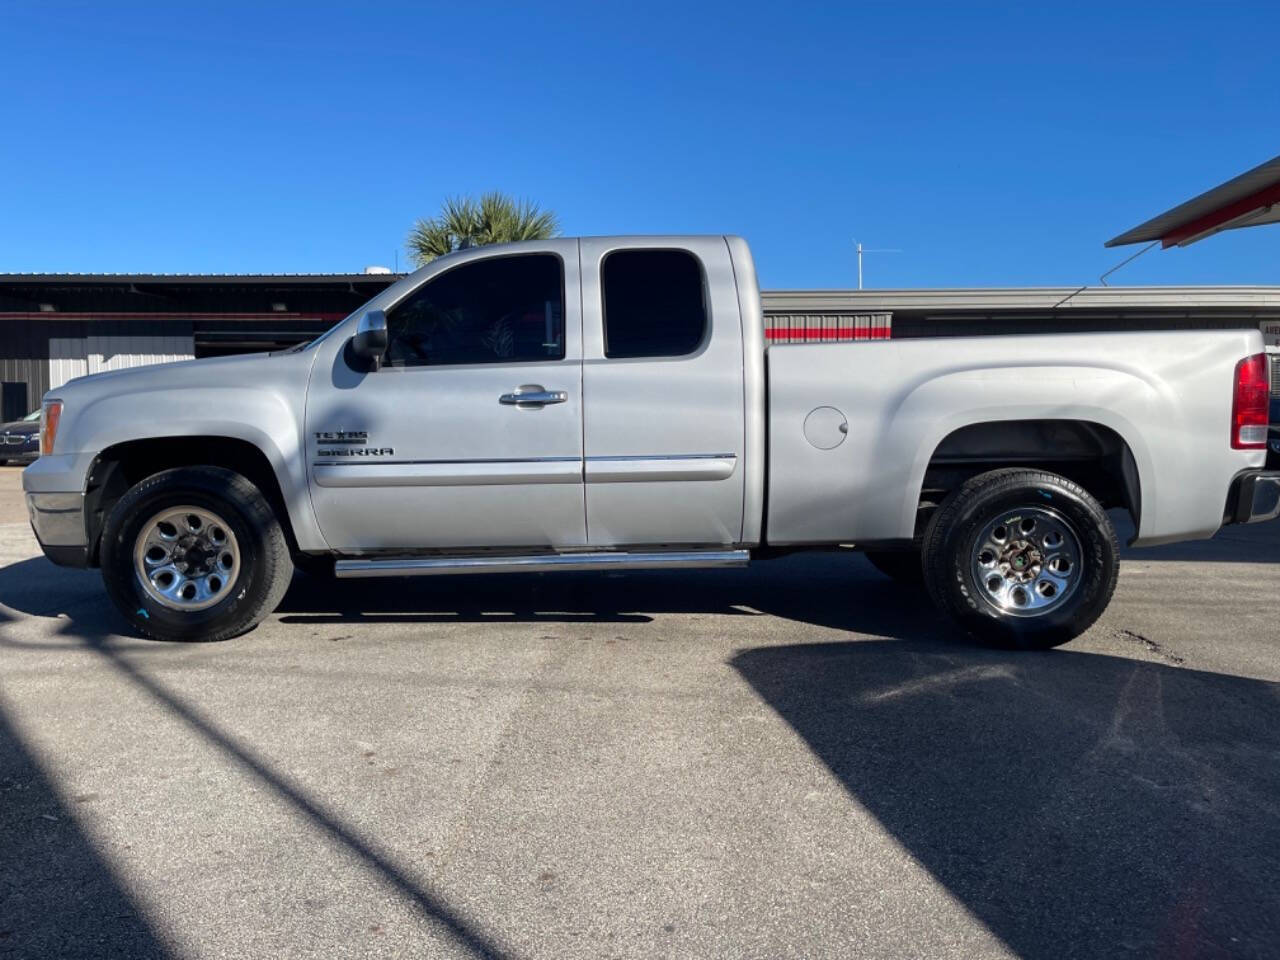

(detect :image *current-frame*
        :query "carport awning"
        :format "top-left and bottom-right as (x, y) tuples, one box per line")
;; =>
(1106, 154), (1280, 248)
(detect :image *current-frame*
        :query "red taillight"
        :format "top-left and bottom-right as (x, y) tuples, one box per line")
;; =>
(1231, 353), (1269, 450)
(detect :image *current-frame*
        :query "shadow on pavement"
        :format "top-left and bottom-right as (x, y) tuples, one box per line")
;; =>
(0, 700), (172, 959)
(0, 515), (1276, 644)
(1113, 510), (1280, 564)
(732, 640), (1280, 960)
(0, 560), (520, 959)
(0, 550), (962, 642)
(271, 551), (958, 638)
(2, 543), (1278, 957)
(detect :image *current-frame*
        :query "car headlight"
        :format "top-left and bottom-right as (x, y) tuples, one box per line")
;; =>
(41, 400), (63, 456)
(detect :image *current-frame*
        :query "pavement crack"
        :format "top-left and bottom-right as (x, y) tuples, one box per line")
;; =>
(1115, 628), (1185, 667)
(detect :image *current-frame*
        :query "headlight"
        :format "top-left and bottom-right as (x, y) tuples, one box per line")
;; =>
(40, 400), (63, 456)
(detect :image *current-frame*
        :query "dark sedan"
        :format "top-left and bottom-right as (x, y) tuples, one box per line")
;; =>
(0, 410), (40, 465)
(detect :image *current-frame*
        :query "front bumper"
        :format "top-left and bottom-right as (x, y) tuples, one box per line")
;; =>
(26, 491), (91, 567)
(1225, 471), (1280, 526)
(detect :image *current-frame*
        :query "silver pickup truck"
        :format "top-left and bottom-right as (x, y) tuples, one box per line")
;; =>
(23, 236), (1280, 647)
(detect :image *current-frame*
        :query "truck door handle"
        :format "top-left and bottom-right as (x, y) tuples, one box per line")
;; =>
(499, 385), (568, 407)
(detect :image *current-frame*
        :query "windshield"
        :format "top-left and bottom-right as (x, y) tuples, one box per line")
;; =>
(275, 319), (346, 354)
(281, 258), (441, 353)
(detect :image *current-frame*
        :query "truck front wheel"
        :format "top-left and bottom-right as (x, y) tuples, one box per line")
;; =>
(921, 469), (1119, 649)
(100, 467), (294, 642)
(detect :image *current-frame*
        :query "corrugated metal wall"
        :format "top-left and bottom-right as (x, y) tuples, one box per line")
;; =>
(0, 358), (46, 416)
(0, 321), (50, 414)
(763, 312), (892, 343)
(0, 319), (196, 409)
(48, 334), (195, 390)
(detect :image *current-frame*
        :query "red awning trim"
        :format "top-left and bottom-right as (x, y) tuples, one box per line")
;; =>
(1106, 154), (1280, 248)
(1161, 180), (1280, 248)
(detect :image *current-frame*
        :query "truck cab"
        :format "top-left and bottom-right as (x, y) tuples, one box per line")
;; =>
(302, 236), (762, 554)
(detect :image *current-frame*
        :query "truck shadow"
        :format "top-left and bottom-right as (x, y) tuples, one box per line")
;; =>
(731, 640), (1280, 959)
(272, 552), (956, 637)
(1113, 510), (1280, 564)
(0, 550), (952, 641)
(0, 519), (1274, 645)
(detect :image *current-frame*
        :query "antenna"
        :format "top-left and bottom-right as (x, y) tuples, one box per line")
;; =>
(853, 239), (903, 290)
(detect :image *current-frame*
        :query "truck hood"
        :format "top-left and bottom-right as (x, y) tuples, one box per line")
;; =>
(45, 347), (321, 460)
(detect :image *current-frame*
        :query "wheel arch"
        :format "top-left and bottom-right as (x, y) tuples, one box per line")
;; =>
(913, 418), (1144, 540)
(84, 435), (319, 566)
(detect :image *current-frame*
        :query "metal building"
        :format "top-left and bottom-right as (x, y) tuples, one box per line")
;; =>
(0, 273), (396, 420)
(764, 286), (1280, 338)
(763, 287), (1280, 395)
(3, 273), (1279, 422)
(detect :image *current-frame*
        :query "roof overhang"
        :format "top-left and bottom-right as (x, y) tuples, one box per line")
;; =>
(1106, 154), (1280, 248)
(762, 285), (1280, 313)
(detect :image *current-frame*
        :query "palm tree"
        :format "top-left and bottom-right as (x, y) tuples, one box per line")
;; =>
(406, 192), (560, 266)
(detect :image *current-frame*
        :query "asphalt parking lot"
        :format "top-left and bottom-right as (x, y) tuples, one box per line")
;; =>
(2, 465), (1278, 959)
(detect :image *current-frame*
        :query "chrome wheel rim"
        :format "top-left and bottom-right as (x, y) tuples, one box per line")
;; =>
(971, 506), (1082, 618)
(133, 506), (240, 611)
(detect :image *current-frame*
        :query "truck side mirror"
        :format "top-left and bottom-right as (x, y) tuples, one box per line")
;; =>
(351, 310), (388, 371)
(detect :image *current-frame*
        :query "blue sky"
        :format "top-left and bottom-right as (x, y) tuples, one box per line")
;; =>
(2, 0), (1278, 288)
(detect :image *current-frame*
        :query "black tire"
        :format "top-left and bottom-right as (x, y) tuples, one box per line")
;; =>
(864, 550), (925, 584)
(100, 466), (293, 642)
(922, 468), (1119, 649)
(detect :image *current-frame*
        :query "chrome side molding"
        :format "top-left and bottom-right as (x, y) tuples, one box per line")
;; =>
(334, 549), (749, 579)
(585, 454), (737, 483)
(313, 459), (580, 487)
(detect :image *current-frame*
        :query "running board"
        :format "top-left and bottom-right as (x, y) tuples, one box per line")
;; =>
(333, 549), (749, 579)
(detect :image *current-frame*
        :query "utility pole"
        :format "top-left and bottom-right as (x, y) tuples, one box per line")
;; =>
(853, 239), (902, 290)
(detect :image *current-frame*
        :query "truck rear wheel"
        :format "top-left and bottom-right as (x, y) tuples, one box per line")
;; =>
(100, 467), (293, 642)
(921, 469), (1118, 649)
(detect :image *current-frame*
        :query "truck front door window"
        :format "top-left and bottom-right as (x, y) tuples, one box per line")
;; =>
(385, 253), (564, 368)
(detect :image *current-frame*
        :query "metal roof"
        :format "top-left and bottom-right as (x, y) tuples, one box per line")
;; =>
(1106, 155), (1280, 248)
(6, 275), (1280, 316)
(762, 286), (1280, 313)
(0, 273), (405, 285)
(0, 273), (404, 316)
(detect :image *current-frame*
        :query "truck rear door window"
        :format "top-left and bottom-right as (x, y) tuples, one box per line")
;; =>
(602, 250), (707, 359)
(384, 253), (564, 368)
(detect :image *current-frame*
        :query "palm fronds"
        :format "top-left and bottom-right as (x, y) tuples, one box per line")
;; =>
(406, 192), (560, 266)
